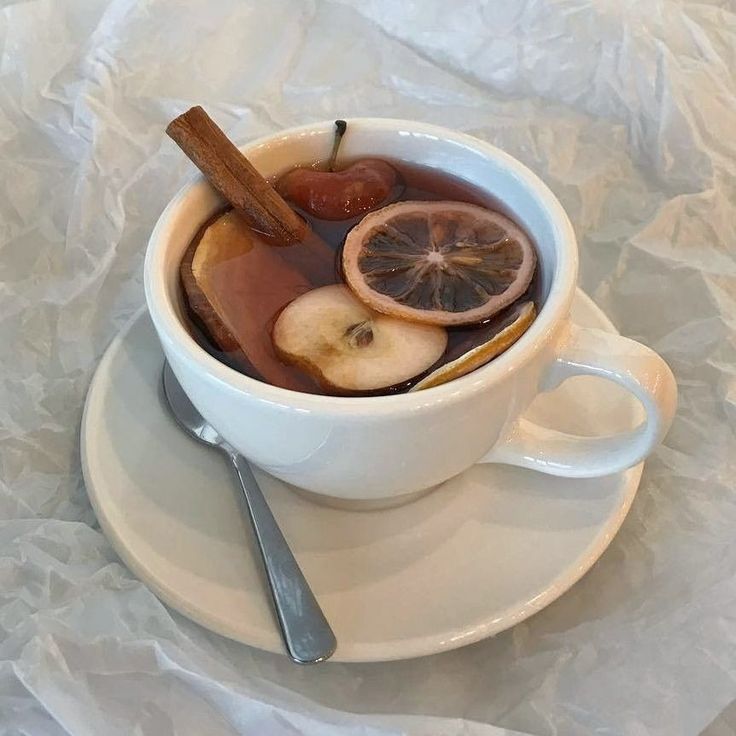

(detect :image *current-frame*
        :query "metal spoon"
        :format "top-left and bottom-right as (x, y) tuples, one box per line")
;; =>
(161, 362), (336, 664)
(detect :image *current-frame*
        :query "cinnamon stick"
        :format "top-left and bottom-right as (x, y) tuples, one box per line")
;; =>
(166, 106), (308, 245)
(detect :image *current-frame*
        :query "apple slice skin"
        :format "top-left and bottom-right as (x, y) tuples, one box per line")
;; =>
(180, 209), (322, 393)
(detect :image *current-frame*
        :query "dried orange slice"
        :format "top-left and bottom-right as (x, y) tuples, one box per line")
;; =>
(342, 201), (536, 326)
(411, 301), (536, 391)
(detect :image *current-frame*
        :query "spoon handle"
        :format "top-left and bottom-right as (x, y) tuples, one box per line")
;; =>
(229, 453), (336, 664)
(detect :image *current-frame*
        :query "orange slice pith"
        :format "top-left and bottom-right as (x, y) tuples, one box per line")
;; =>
(342, 201), (536, 326)
(411, 301), (537, 391)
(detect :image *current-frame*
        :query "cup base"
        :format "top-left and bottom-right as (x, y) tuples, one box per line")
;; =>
(289, 484), (438, 511)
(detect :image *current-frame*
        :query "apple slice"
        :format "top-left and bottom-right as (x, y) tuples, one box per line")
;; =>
(181, 209), (318, 392)
(272, 285), (447, 394)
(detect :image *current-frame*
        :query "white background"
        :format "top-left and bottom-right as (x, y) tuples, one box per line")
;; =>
(1, 1), (735, 734)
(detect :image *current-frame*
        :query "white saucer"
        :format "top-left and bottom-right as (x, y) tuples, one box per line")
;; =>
(82, 290), (642, 663)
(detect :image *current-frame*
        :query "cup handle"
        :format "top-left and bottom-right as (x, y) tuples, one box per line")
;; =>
(480, 323), (677, 477)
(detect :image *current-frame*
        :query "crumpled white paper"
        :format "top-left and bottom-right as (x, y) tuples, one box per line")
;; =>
(1, 1), (735, 734)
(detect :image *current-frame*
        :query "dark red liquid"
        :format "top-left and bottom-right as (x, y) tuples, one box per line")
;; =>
(182, 159), (540, 396)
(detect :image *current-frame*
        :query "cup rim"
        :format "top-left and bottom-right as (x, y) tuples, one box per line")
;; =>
(144, 117), (577, 415)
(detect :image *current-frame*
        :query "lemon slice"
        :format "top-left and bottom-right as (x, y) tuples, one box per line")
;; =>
(411, 301), (536, 391)
(342, 201), (536, 326)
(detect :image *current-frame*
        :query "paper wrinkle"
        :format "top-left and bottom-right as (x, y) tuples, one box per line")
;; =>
(1, 1), (735, 734)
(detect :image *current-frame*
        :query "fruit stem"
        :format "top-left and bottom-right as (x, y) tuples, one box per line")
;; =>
(327, 120), (347, 172)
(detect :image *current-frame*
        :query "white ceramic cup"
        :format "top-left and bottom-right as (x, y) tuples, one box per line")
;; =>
(145, 119), (677, 503)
